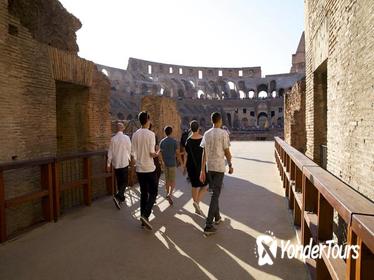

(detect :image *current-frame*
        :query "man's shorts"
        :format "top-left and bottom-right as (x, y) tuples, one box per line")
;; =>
(164, 166), (176, 182)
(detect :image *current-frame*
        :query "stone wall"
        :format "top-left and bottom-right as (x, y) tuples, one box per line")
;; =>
(8, 0), (81, 53)
(87, 68), (112, 151)
(0, 8), (57, 162)
(305, 0), (374, 200)
(141, 96), (181, 143)
(0, 1), (111, 237)
(284, 79), (306, 153)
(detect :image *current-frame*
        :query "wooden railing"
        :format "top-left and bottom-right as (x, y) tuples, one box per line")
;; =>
(0, 151), (115, 243)
(274, 137), (374, 280)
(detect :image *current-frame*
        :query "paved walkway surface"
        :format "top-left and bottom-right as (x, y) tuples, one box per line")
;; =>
(0, 141), (308, 280)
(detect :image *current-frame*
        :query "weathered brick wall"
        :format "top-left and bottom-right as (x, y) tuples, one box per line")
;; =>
(284, 79), (306, 153)
(0, 2), (111, 236)
(305, 0), (374, 200)
(0, 8), (57, 236)
(0, 16), (57, 162)
(87, 68), (111, 151)
(8, 0), (81, 53)
(141, 96), (181, 142)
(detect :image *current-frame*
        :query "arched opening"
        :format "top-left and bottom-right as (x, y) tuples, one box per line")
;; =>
(200, 117), (206, 128)
(277, 117), (284, 127)
(178, 89), (184, 98)
(257, 112), (269, 128)
(238, 80), (246, 90)
(257, 84), (268, 98)
(226, 113), (232, 127)
(278, 88), (285, 97)
(189, 80), (195, 88)
(269, 80), (276, 92)
(117, 112), (124, 120)
(239, 90), (246, 99)
(102, 69), (109, 77)
(182, 116), (190, 128)
(198, 90), (205, 99)
(271, 90), (277, 98)
(227, 81), (236, 90)
(258, 91), (268, 99)
(241, 117), (249, 129)
(160, 87), (165, 95)
(248, 90), (255, 99)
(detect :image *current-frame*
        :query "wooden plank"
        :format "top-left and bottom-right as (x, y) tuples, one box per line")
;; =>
(83, 158), (92, 206)
(293, 191), (302, 227)
(274, 137), (318, 170)
(40, 163), (53, 222)
(346, 227), (357, 279)
(106, 169), (115, 195)
(5, 190), (49, 208)
(303, 175), (318, 213)
(0, 157), (54, 171)
(321, 246), (346, 280)
(289, 181), (295, 209)
(305, 257), (316, 280)
(294, 190), (303, 211)
(0, 171), (6, 242)
(355, 237), (374, 279)
(60, 179), (88, 191)
(92, 172), (112, 180)
(351, 215), (374, 254)
(303, 166), (374, 223)
(317, 192), (333, 241)
(56, 150), (106, 161)
(295, 167), (303, 192)
(316, 257), (331, 280)
(52, 161), (61, 221)
(304, 212), (318, 242)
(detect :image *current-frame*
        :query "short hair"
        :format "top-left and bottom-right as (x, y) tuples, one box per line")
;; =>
(211, 112), (222, 124)
(138, 111), (149, 126)
(164, 126), (172, 136)
(117, 122), (124, 130)
(190, 120), (199, 132)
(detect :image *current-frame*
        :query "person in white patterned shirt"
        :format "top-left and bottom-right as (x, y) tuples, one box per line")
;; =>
(200, 112), (234, 236)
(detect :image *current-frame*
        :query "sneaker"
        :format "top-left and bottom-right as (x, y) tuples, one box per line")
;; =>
(215, 216), (222, 225)
(113, 197), (121, 210)
(140, 216), (153, 230)
(166, 195), (174, 206)
(204, 226), (217, 236)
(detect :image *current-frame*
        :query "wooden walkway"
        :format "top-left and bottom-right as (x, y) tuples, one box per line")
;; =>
(0, 141), (308, 280)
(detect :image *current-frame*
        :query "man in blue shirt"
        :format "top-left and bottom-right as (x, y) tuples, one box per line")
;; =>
(159, 126), (181, 205)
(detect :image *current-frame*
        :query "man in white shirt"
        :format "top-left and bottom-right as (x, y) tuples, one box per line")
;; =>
(131, 111), (158, 230)
(107, 122), (132, 209)
(200, 112), (233, 236)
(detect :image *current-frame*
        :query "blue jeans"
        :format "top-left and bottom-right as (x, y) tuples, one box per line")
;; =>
(206, 171), (224, 227)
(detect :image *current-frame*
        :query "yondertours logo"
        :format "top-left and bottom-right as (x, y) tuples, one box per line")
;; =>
(254, 231), (360, 266)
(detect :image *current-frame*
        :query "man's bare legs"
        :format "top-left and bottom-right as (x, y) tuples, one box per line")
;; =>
(165, 180), (175, 205)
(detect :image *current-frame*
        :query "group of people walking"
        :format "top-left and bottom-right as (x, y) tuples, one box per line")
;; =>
(107, 111), (233, 235)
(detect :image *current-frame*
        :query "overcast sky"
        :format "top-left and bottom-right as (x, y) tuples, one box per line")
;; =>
(59, 0), (304, 75)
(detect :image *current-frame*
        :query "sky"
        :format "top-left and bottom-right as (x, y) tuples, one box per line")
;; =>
(59, 0), (304, 75)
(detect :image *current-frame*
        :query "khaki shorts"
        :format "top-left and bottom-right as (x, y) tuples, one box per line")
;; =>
(164, 167), (176, 182)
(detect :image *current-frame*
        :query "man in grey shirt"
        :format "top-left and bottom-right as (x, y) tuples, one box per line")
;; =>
(200, 112), (233, 235)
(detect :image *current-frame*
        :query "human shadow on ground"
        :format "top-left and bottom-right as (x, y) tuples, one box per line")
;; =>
(233, 156), (275, 165)
(120, 170), (309, 280)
